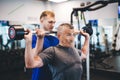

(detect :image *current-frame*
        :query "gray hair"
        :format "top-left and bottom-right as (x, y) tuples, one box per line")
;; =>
(57, 23), (74, 34)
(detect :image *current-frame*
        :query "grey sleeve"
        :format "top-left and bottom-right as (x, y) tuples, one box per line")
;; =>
(39, 47), (55, 65)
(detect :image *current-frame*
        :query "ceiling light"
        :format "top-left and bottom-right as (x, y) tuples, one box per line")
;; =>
(48, 0), (68, 3)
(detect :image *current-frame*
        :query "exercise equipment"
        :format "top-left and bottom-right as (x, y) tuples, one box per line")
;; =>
(82, 23), (93, 36)
(8, 26), (57, 40)
(112, 24), (120, 55)
(70, 1), (118, 80)
(113, 24), (120, 50)
(8, 25), (93, 40)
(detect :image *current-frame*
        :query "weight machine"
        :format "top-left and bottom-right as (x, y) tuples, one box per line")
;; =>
(70, 0), (118, 80)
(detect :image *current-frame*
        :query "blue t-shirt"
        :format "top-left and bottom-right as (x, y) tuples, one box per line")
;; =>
(32, 34), (59, 80)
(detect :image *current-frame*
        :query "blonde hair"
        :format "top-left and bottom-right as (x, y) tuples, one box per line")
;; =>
(40, 10), (55, 19)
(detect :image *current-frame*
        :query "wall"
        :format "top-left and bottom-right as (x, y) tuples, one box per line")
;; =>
(0, 0), (118, 24)
(0, 1), (52, 24)
(52, 1), (118, 22)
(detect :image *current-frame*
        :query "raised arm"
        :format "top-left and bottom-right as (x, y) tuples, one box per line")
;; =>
(24, 29), (45, 68)
(80, 30), (90, 59)
(74, 29), (90, 59)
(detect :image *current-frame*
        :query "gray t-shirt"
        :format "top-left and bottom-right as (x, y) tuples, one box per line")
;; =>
(39, 45), (83, 80)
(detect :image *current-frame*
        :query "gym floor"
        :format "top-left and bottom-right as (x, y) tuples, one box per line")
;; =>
(0, 55), (120, 80)
(89, 54), (120, 80)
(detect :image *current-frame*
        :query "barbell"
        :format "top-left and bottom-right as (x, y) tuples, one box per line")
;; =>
(8, 26), (93, 40)
(8, 26), (57, 40)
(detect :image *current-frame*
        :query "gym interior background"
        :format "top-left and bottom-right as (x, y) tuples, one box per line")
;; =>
(0, 0), (120, 80)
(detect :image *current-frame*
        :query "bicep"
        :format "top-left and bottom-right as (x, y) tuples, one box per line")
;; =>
(25, 56), (44, 68)
(33, 56), (44, 68)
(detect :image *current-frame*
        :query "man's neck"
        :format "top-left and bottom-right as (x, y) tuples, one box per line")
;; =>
(59, 42), (73, 48)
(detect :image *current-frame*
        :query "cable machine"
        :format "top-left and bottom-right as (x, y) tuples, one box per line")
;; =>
(70, 1), (118, 80)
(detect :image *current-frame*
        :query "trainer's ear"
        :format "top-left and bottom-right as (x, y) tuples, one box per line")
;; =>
(40, 19), (43, 23)
(40, 17), (44, 23)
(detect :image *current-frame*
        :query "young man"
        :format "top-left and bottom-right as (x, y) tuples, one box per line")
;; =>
(31, 10), (59, 80)
(25, 23), (90, 80)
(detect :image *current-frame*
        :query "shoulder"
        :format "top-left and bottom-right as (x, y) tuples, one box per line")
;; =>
(43, 46), (55, 52)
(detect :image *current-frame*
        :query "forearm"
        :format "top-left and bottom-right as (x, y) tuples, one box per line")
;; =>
(24, 29), (44, 68)
(25, 40), (35, 68)
(33, 28), (45, 54)
(81, 36), (90, 57)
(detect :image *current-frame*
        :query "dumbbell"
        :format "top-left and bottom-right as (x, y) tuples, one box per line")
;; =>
(8, 26), (57, 40)
(82, 23), (93, 36)
(8, 25), (93, 40)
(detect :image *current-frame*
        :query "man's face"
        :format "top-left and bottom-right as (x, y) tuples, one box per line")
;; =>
(41, 15), (56, 31)
(59, 27), (75, 47)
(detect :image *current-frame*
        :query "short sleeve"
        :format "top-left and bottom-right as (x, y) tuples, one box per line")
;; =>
(39, 47), (55, 65)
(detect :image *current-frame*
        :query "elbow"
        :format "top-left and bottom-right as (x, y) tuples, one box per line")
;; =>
(82, 55), (87, 60)
(25, 59), (36, 68)
(81, 53), (87, 60)
(25, 63), (43, 68)
(25, 59), (44, 68)
(25, 62), (34, 68)
(25, 65), (32, 68)
(25, 65), (34, 68)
